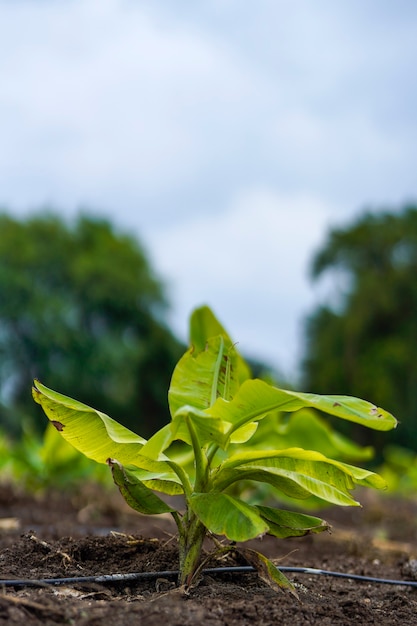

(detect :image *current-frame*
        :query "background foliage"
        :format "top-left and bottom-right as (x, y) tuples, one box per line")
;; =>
(302, 205), (417, 452)
(1, 203), (416, 482)
(0, 211), (183, 438)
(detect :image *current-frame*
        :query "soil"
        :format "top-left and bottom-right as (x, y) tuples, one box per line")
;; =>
(0, 483), (417, 625)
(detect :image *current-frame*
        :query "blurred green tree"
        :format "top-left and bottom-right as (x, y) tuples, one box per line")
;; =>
(0, 211), (183, 438)
(302, 205), (417, 451)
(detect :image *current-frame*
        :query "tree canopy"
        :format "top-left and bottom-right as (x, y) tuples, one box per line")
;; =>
(302, 205), (417, 451)
(0, 211), (183, 437)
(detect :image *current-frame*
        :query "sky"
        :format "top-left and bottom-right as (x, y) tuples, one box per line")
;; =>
(1, 0), (417, 380)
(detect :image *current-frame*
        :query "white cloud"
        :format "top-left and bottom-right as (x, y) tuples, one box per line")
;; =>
(2, 0), (416, 220)
(0, 0), (259, 203)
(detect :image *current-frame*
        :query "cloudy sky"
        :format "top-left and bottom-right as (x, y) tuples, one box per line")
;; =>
(1, 0), (417, 380)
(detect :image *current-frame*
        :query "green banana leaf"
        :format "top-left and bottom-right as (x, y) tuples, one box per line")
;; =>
(254, 505), (330, 538)
(168, 335), (235, 418)
(32, 380), (180, 483)
(215, 448), (385, 506)
(207, 379), (397, 439)
(189, 492), (268, 541)
(108, 459), (176, 514)
(189, 305), (251, 384)
(33, 380), (145, 461)
(249, 408), (374, 462)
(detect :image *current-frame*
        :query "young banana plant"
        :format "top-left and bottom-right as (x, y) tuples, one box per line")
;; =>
(33, 306), (397, 595)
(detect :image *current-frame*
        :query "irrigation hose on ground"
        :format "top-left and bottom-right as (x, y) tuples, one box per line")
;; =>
(1, 566), (417, 588)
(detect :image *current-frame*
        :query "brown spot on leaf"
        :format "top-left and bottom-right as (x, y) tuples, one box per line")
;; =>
(333, 402), (341, 407)
(51, 420), (65, 432)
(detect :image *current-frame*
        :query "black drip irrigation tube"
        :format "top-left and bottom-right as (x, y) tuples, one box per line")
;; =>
(1, 566), (417, 588)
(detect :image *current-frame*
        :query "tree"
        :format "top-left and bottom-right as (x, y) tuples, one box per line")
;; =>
(0, 211), (183, 438)
(302, 205), (417, 451)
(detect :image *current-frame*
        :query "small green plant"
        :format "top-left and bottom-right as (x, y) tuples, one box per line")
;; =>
(0, 422), (110, 491)
(33, 306), (397, 594)
(378, 444), (417, 496)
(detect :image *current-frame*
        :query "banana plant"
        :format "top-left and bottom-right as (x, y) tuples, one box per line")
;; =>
(32, 305), (397, 595)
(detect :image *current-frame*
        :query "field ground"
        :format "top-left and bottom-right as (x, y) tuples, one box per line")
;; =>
(0, 484), (417, 625)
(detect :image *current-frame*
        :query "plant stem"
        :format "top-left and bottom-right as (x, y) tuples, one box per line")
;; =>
(177, 508), (207, 587)
(206, 441), (220, 466)
(184, 413), (207, 491)
(166, 460), (193, 498)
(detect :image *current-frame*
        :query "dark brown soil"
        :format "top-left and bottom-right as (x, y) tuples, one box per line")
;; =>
(1, 483), (417, 625)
